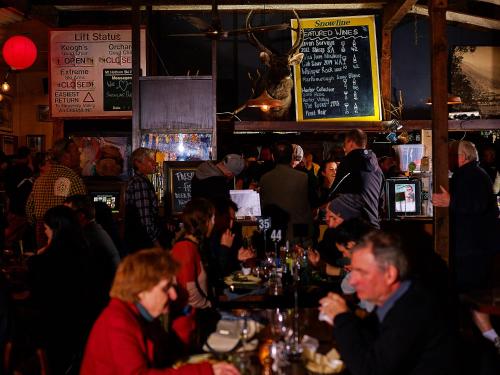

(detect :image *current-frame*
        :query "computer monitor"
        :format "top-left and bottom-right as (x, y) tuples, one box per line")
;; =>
(90, 191), (121, 213)
(386, 178), (422, 219)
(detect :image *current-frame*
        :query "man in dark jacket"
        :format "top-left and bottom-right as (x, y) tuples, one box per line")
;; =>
(328, 129), (384, 228)
(319, 231), (457, 375)
(433, 140), (500, 354)
(260, 142), (313, 241)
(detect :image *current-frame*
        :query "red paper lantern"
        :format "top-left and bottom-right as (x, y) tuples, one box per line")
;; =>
(2, 35), (37, 70)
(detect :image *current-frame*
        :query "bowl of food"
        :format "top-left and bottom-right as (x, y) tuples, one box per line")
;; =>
(303, 347), (345, 374)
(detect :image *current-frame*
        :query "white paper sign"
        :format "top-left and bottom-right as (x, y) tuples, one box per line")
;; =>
(230, 190), (262, 218)
(49, 28), (146, 118)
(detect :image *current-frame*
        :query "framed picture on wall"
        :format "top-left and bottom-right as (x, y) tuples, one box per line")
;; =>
(1, 135), (17, 155)
(37, 105), (51, 122)
(0, 95), (13, 132)
(26, 134), (46, 154)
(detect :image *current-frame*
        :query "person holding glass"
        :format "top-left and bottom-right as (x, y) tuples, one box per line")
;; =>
(81, 248), (239, 375)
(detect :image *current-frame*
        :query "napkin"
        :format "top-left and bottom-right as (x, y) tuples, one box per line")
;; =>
(203, 318), (263, 353)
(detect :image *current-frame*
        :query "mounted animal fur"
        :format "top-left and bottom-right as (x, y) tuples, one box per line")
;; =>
(237, 10), (304, 120)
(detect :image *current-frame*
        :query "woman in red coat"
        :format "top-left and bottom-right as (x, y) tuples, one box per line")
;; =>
(170, 198), (215, 347)
(80, 248), (239, 375)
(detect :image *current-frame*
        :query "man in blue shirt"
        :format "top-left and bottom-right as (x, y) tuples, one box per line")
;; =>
(319, 231), (456, 375)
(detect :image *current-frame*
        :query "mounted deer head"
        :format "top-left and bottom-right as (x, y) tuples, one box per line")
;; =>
(246, 10), (304, 120)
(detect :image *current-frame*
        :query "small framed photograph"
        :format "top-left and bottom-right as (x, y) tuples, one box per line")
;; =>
(26, 134), (45, 154)
(37, 105), (51, 122)
(1, 135), (17, 155)
(0, 95), (13, 132)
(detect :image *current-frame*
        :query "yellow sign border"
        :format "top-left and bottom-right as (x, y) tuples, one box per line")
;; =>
(291, 15), (381, 122)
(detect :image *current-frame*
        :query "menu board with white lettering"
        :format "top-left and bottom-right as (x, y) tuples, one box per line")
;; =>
(49, 28), (146, 118)
(292, 16), (381, 121)
(164, 161), (202, 215)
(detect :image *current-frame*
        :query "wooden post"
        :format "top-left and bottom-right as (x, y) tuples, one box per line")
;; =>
(211, 39), (217, 160)
(429, 0), (450, 261)
(131, 0), (141, 151)
(380, 30), (392, 120)
(381, 1), (418, 120)
(52, 118), (64, 141)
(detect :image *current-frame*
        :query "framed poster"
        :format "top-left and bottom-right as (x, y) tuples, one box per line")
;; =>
(450, 46), (500, 118)
(1, 135), (17, 155)
(37, 105), (51, 122)
(49, 28), (146, 118)
(26, 135), (46, 154)
(164, 161), (202, 215)
(72, 136), (130, 177)
(292, 15), (381, 121)
(0, 95), (13, 132)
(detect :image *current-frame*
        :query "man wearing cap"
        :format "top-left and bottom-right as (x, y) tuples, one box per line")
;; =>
(26, 138), (87, 247)
(328, 129), (384, 228)
(191, 154), (245, 203)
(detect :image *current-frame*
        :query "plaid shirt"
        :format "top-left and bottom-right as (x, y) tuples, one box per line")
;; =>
(125, 173), (160, 243)
(26, 163), (87, 222)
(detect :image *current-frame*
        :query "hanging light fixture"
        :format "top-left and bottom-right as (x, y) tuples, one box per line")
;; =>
(246, 91), (283, 112)
(425, 94), (462, 105)
(2, 35), (38, 70)
(1, 70), (10, 93)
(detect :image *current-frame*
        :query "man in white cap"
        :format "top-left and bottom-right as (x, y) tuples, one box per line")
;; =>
(191, 154), (245, 203)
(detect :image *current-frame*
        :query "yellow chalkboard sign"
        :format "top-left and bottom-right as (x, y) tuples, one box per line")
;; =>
(292, 15), (381, 121)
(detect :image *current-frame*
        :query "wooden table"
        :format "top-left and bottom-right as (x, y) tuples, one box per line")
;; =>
(210, 308), (340, 375)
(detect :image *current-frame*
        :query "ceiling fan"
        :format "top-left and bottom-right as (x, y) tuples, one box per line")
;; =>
(169, 0), (292, 40)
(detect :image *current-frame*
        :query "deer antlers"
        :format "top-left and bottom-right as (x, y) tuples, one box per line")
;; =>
(246, 10), (304, 57)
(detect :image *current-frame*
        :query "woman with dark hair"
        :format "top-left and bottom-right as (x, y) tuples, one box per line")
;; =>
(81, 248), (239, 375)
(28, 205), (93, 374)
(170, 198), (216, 347)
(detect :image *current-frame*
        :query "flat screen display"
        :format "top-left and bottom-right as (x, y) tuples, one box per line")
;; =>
(394, 183), (417, 213)
(90, 191), (120, 212)
(385, 178), (422, 219)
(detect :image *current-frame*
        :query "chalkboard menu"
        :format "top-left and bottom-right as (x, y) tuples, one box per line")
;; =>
(292, 16), (381, 121)
(103, 69), (132, 111)
(164, 161), (202, 215)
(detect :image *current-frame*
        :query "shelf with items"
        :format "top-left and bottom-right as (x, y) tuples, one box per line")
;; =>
(231, 119), (500, 133)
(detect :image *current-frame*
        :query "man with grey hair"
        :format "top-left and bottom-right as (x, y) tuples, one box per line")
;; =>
(433, 140), (500, 353)
(319, 231), (456, 375)
(125, 147), (160, 253)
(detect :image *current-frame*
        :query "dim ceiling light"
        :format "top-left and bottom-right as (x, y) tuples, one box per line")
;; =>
(1, 81), (10, 92)
(425, 95), (462, 105)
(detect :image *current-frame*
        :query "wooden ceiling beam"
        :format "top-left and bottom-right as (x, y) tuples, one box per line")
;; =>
(411, 4), (500, 30)
(382, 0), (417, 31)
(33, 0), (386, 6)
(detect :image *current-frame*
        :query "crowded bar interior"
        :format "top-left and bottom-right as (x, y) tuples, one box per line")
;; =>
(0, 1), (499, 374)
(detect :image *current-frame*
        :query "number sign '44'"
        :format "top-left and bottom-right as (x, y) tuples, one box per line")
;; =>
(270, 229), (282, 243)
